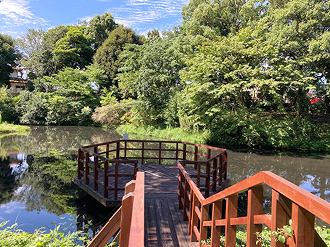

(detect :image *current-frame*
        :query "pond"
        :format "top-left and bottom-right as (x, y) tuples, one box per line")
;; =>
(0, 126), (329, 237)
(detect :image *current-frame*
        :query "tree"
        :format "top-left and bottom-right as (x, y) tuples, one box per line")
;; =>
(84, 12), (117, 50)
(53, 26), (93, 71)
(16, 29), (46, 78)
(93, 26), (144, 89)
(0, 34), (18, 86)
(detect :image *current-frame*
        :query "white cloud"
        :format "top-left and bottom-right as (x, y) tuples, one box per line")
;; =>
(107, 0), (189, 30)
(0, 0), (48, 37)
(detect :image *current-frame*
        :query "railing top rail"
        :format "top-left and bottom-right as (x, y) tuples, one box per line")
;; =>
(81, 140), (226, 152)
(202, 171), (330, 225)
(128, 171), (145, 247)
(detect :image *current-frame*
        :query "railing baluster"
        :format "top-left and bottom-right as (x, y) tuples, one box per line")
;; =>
(200, 204), (209, 244)
(211, 200), (222, 247)
(116, 141), (120, 159)
(106, 144), (109, 159)
(212, 158), (217, 191)
(219, 155), (223, 186)
(115, 162), (119, 200)
(205, 162), (211, 198)
(142, 141), (144, 165)
(194, 146), (198, 169)
(183, 143), (186, 160)
(291, 203), (315, 247)
(159, 142), (162, 165)
(94, 155), (98, 191)
(103, 161), (108, 198)
(120, 192), (135, 247)
(247, 185), (263, 247)
(225, 195), (238, 247)
(271, 190), (288, 247)
(85, 152), (89, 184)
(78, 149), (83, 179)
(190, 193), (199, 242)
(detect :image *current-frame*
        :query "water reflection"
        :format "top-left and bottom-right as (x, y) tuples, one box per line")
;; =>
(0, 126), (120, 234)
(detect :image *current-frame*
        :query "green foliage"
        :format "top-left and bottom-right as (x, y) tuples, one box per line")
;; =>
(0, 34), (18, 86)
(94, 26), (144, 88)
(53, 26), (93, 71)
(84, 12), (117, 50)
(14, 68), (98, 125)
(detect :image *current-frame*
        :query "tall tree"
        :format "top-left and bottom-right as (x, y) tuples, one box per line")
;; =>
(0, 34), (18, 86)
(16, 29), (45, 78)
(53, 26), (93, 71)
(93, 26), (144, 89)
(84, 12), (117, 50)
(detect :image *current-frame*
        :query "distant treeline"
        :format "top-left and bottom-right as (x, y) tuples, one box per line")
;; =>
(0, 0), (329, 152)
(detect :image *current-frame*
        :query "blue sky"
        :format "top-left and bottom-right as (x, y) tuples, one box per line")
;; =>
(0, 0), (189, 38)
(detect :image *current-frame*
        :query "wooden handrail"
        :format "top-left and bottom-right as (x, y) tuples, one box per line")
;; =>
(178, 163), (330, 246)
(77, 140), (228, 199)
(88, 172), (145, 247)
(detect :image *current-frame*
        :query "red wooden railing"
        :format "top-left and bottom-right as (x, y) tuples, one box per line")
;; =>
(77, 140), (228, 198)
(178, 162), (330, 246)
(88, 172), (145, 247)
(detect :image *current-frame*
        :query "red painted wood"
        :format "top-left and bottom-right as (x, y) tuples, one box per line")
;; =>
(225, 195), (238, 247)
(247, 185), (263, 247)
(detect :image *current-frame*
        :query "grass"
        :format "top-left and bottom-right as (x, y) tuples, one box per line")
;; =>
(116, 124), (209, 144)
(0, 122), (30, 135)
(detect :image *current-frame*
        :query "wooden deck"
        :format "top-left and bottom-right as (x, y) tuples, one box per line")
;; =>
(76, 163), (222, 246)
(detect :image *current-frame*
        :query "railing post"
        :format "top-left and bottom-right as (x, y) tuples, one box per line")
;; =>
(247, 185), (263, 247)
(224, 151), (228, 180)
(103, 161), (108, 198)
(85, 152), (90, 184)
(212, 159), (217, 191)
(115, 161), (119, 200)
(94, 156), (98, 191)
(225, 195), (238, 246)
(183, 178), (190, 221)
(197, 163), (201, 188)
(291, 203), (315, 247)
(124, 141), (127, 159)
(271, 190), (289, 247)
(94, 146), (98, 154)
(159, 142), (162, 165)
(106, 144), (109, 159)
(142, 142), (145, 165)
(205, 162), (211, 198)
(120, 192), (135, 247)
(116, 141), (120, 159)
(178, 168), (184, 209)
(190, 193), (199, 242)
(211, 200), (222, 247)
(175, 142), (179, 160)
(219, 155), (223, 186)
(200, 204), (209, 245)
(183, 143), (186, 160)
(194, 146), (198, 169)
(78, 149), (83, 179)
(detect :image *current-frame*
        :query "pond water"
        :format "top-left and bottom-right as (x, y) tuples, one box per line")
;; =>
(0, 126), (329, 237)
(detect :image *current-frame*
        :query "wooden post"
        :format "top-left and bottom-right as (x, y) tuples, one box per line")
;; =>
(78, 149), (83, 179)
(103, 161), (108, 198)
(106, 144), (109, 159)
(205, 162), (211, 198)
(125, 180), (136, 195)
(225, 195), (238, 247)
(212, 159), (217, 191)
(175, 142), (179, 161)
(178, 169), (184, 209)
(183, 178), (190, 221)
(271, 190), (288, 247)
(207, 148), (211, 159)
(219, 155), (223, 186)
(183, 143), (187, 161)
(159, 142), (162, 165)
(247, 185), (263, 247)
(194, 146), (198, 169)
(120, 192), (135, 247)
(223, 151), (227, 180)
(114, 162), (119, 200)
(200, 204), (209, 245)
(85, 152), (90, 184)
(197, 163), (201, 188)
(142, 142), (144, 165)
(211, 200), (222, 247)
(124, 141), (127, 159)
(190, 193), (199, 242)
(116, 141), (120, 159)
(94, 146), (98, 154)
(94, 156), (98, 191)
(291, 203), (315, 247)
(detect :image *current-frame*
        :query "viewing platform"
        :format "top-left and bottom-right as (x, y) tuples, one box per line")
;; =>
(74, 140), (330, 247)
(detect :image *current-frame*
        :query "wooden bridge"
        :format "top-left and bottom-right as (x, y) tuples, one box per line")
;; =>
(74, 140), (330, 247)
